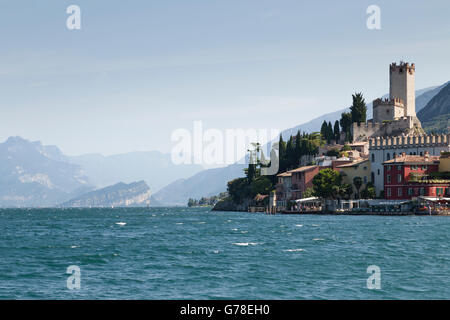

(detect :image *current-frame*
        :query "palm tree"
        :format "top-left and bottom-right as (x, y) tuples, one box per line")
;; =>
(353, 176), (363, 199)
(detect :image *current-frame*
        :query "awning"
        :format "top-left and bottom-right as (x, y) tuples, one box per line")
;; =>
(295, 197), (320, 203)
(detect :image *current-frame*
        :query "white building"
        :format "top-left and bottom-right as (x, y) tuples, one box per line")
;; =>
(369, 134), (450, 196)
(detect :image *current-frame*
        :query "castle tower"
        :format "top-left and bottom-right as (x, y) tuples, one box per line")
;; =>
(389, 62), (415, 117)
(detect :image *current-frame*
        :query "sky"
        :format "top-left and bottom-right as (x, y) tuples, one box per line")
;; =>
(0, 0), (449, 156)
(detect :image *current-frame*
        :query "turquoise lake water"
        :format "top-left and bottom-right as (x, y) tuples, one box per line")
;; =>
(0, 207), (449, 299)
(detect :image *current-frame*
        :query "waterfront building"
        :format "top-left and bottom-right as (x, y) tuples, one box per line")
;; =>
(275, 172), (292, 210)
(336, 158), (371, 199)
(383, 152), (449, 200)
(370, 134), (450, 195)
(288, 165), (319, 200)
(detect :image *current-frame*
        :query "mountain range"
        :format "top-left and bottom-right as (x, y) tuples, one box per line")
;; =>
(60, 181), (151, 208)
(417, 81), (450, 133)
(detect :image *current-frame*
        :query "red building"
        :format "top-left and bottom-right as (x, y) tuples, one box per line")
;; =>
(383, 152), (449, 200)
(288, 165), (319, 200)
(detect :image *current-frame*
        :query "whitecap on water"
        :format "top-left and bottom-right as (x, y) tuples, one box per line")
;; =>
(70, 246), (78, 249)
(233, 242), (258, 246)
(175, 223), (183, 225)
(231, 228), (238, 231)
(115, 222), (126, 226)
(283, 249), (304, 252)
(295, 224), (303, 227)
(313, 238), (325, 241)
(240, 231), (248, 234)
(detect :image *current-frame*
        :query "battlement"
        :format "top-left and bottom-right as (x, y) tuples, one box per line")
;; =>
(390, 61), (415, 74)
(373, 97), (405, 107)
(369, 134), (450, 149)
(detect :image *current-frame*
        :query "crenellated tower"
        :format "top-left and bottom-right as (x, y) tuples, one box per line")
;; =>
(389, 62), (415, 117)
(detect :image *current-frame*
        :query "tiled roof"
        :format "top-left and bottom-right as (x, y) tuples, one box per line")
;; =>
(277, 172), (292, 177)
(336, 158), (369, 168)
(288, 165), (317, 173)
(383, 155), (440, 165)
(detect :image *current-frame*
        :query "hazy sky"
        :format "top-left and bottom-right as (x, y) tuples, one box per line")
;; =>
(1, 0), (449, 155)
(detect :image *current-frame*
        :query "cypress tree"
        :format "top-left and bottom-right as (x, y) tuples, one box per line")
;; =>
(333, 120), (340, 142)
(350, 93), (367, 124)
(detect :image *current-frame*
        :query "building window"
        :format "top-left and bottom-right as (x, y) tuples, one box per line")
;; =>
(420, 152), (423, 156)
(387, 188), (391, 197)
(422, 165), (427, 170)
(371, 172), (375, 184)
(408, 188), (413, 196)
(397, 174), (402, 183)
(387, 165), (391, 171)
(378, 169), (380, 175)
(387, 175), (391, 183)
(364, 176), (367, 184)
(398, 188), (403, 196)
(393, 152), (396, 158)
(397, 165), (402, 171)
(371, 154), (375, 162)
(420, 187), (425, 195)
(387, 153), (390, 160)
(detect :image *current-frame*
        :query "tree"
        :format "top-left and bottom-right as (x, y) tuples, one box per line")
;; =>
(320, 121), (328, 141)
(333, 120), (340, 143)
(278, 135), (287, 173)
(312, 169), (342, 199)
(227, 178), (250, 204)
(286, 137), (295, 170)
(295, 131), (302, 163)
(340, 112), (352, 142)
(350, 92), (367, 124)
(303, 187), (315, 198)
(326, 148), (340, 157)
(353, 176), (363, 199)
(361, 182), (376, 199)
(251, 176), (273, 196)
(326, 121), (333, 143)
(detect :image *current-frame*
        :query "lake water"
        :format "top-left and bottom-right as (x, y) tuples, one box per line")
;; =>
(1, 207), (449, 299)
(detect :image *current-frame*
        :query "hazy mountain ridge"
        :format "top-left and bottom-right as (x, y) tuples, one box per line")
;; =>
(418, 81), (450, 133)
(151, 163), (246, 206)
(69, 151), (203, 193)
(60, 181), (151, 208)
(0, 137), (93, 207)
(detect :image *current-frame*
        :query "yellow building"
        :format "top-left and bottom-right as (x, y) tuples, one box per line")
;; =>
(336, 159), (371, 199)
(439, 152), (450, 172)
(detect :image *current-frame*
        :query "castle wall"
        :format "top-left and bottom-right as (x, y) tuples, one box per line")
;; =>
(369, 134), (450, 195)
(351, 117), (420, 142)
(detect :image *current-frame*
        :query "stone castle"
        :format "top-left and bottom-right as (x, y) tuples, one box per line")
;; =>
(352, 61), (423, 142)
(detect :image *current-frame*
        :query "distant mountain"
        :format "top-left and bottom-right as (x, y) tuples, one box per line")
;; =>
(0, 137), (93, 207)
(69, 152), (203, 193)
(60, 181), (151, 208)
(151, 163), (246, 206)
(154, 84), (445, 206)
(418, 82), (450, 133)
